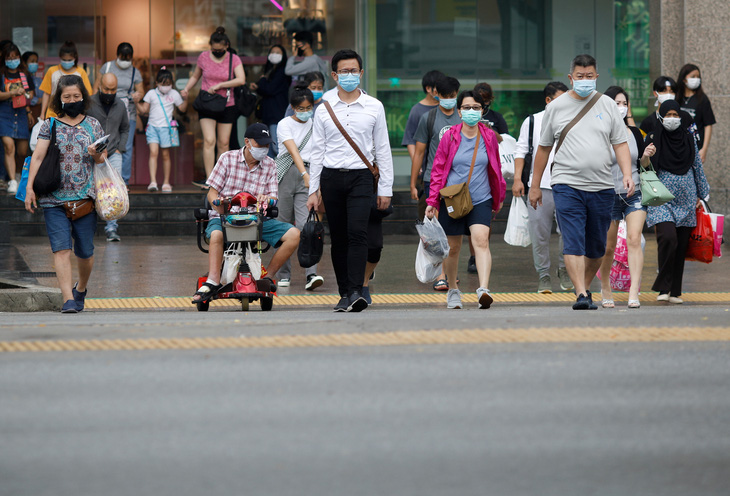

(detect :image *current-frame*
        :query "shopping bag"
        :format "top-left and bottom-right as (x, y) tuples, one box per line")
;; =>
(700, 201), (724, 258)
(685, 206), (713, 263)
(415, 240), (443, 283)
(221, 246), (242, 285)
(415, 215), (450, 263)
(94, 158), (130, 221)
(245, 245), (262, 280)
(15, 156), (30, 202)
(504, 196), (531, 247)
(499, 134), (517, 179)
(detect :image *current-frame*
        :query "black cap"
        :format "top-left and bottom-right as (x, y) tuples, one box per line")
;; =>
(244, 122), (272, 145)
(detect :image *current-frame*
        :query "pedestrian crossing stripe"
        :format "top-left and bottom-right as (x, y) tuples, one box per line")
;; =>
(81, 292), (730, 310)
(1, 326), (729, 353)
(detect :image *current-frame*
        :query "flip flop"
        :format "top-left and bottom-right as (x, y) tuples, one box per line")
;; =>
(192, 282), (221, 304)
(433, 279), (448, 291)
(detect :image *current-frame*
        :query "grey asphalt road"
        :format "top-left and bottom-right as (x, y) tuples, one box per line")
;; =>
(2, 307), (730, 496)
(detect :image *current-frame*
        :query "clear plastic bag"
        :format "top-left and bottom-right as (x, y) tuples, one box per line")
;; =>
(94, 158), (130, 221)
(504, 196), (531, 247)
(415, 215), (450, 263)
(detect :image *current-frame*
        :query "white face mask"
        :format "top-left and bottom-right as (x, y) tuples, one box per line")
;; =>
(116, 59), (132, 70)
(686, 77), (701, 90)
(158, 85), (172, 94)
(248, 145), (269, 162)
(268, 53), (283, 65)
(661, 116), (682, 132)
(617, 105), (628, 119)
(656, 93), (675, 106)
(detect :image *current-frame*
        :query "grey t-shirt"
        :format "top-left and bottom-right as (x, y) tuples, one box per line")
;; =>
(446, 134), (491, 205)
(402, 102), (436, 146)
(100, 61), (143, 119)
(414, 108), (461, 182)
(539, 91), (627, 192)
(610, 128), (639, 194)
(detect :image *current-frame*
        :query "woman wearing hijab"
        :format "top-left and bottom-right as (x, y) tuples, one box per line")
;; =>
(646, 100), (710, 304)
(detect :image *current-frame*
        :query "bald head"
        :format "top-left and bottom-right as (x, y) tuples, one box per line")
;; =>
(100, 73), (118, 93)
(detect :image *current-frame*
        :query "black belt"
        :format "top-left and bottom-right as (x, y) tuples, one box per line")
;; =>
(324, 167), (368, 173)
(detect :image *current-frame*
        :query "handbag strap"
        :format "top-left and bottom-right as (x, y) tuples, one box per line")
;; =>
(323, 100), (377, 176)
(554, 91), (602, 155)
(465, 130), (480, 185)
(154, 90), (174, 131)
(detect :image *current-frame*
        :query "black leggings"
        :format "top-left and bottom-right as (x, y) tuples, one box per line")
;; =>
(652, 222), (693, 297)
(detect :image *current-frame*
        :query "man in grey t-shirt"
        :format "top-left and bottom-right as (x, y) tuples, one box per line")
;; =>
(94, 42), (143, 185)
(529, 54), (634, 310)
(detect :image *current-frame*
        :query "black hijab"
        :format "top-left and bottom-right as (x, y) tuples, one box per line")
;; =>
(650, 100), (694, 175)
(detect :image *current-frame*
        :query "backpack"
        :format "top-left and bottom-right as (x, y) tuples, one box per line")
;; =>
(297, 208), (324, 268)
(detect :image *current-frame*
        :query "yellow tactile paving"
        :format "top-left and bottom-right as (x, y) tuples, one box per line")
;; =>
(1, 326), (729, 353)
(83, 292), (730, 310)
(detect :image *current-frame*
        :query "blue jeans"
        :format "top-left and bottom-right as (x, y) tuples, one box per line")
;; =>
(43, 206), (97, 259)
(121, 119), (135, 184)
(105, 153), (123, 234)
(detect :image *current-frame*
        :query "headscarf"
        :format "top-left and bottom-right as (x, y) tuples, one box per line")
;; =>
(650, 100), (694, 175)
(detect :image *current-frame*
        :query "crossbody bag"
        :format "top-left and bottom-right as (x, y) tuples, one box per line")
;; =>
(193, 53), (232, 115)
(155, 91), (180, 147)
(552, 91), (603, 168)
(275, 126), (313, 183)
(323, 101), (380, 193)
(439, 130), (480, 219)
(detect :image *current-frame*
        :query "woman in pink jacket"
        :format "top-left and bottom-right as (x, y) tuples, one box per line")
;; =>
(426, 90), (506, 310)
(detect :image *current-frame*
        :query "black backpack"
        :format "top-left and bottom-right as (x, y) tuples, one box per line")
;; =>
(33, 118), (62, 195)
(298, 208), (324, 268)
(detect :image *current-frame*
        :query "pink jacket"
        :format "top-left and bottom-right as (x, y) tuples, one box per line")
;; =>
(426, 123), (506, 212)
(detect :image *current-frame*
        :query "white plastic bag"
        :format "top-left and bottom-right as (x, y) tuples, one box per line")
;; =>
(415, 215), (450, 263)
(29, 120), (43, 151)
(504, 196), (531, 247)
(245, 245), (262, 280)
(221, 246), (242, 285)
(94, 158), (130, 221)
(415, 240), (444, 283)
(499, 134), (517, 179)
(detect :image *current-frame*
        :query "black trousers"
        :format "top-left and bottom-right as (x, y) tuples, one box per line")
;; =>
(652, 222), (693, 297)
(320, 168), (374, 297)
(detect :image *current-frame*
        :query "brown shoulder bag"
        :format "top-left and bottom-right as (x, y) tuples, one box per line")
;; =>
(439, 131), (480, 219)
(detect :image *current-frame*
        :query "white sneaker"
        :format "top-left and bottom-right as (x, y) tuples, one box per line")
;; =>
(477, 287), (493, 309)
(278, 278), (290, 287)
(7, 179), (18, 194)
(446, 289), (462, 309)
(669, 296), (683, 304)
(657, 293), (670, 302)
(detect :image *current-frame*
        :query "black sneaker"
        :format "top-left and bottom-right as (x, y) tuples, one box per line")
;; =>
(467, 255), (477, 274)
(573, 292), (598, 310)
(334, 296), (349, 312)
(72, 283), (87, 312)
(362, 286), (372, 305)
(347, 291), (368, 312)
(305, 274), (324, 291)
(585, 290), (598, 310)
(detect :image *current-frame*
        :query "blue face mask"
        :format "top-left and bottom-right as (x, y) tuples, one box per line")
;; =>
(5, 59), (20, 70)
(60, 60), (75, 70)
(573, 79), (596, 98)
(434, 95), (440, 102)
(460, 109), (482, 127)
(311, 90), (323, 101)
(28, 62), (38, 73)
(337, 73), (360, 92)
(296, 110), (313, 122)
(439, 98), (457, 110)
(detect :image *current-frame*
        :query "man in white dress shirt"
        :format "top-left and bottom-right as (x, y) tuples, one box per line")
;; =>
(306, 49), (394, 312)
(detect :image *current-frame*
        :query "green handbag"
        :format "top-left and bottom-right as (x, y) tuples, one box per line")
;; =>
(640, 164), (675, 207)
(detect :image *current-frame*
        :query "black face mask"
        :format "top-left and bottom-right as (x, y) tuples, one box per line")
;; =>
(297, 48), (305, 57)
(62, 100), (84, 118)
(211, 49), (227, 58)
(99, 92), (115, 106)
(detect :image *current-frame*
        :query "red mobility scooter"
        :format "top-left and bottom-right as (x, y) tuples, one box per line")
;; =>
(193, 191), (278, 312)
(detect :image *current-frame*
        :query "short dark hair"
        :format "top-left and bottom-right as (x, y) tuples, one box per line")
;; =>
(436, 76), (460, 97)
(473, 82), (494, 105)
(302, 71), (325, 87)
(209, 26), (230, 47)
(652, 76), (677, 94)
(421, 70), (445, 93)
(50, 75), (90, 116)
(59, 40), (78, 66)
(456, 90), (485, 109)
(155, 67), (174, 85)
(543, 81), (569, 99)
(290, 83), (314, 107)
(116, 42), (134, 57)
(294, 31), (314, 46)
(331, 49), (362, 73)
(21, 51), (38, 64)
(676, 63), (705, 103)
(571, 54), (597, 73)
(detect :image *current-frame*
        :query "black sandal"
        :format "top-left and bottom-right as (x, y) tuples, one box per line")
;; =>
(192, 282), (221, 303)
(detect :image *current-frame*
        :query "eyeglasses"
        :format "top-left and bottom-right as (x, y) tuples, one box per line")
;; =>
(460, 106), (483, 111)
(335, 69), (361, 75)
(571, 73), (597, 80)
(294, 106), (313, 112)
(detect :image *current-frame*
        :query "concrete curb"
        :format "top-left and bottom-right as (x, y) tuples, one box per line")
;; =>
(0, 278), (62, 312)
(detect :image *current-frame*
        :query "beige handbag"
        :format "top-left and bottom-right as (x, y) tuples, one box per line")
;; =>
(439, 131), (480, 219)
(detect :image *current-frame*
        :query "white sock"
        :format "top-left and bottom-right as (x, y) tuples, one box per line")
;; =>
(206, 278), (219, 286)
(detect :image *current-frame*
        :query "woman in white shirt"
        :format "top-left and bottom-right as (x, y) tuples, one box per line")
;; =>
(274, 83), (323, 290)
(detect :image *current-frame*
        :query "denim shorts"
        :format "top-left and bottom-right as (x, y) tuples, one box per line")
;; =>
(438, 198), (493, 236)
(611, 190), (647, 221)
(43, 206), (97, 259)
(206, 217), (294, 248)
(552, 184), (613, 259)
(146, 125), (179, 148)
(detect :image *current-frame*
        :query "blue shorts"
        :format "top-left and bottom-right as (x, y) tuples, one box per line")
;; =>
(205, 217), (294, 248)
(146, 125), (179, 148)
(438, 198), (493, 236)
(43, 206), (97, 259)
(552, 184), (613, 259)
(611, 190), (647, 221)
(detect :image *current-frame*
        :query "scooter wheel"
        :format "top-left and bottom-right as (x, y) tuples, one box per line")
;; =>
(241, 297), (249, 312)
(260, 296), (273, 311)
(196, 301), (209, 312)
